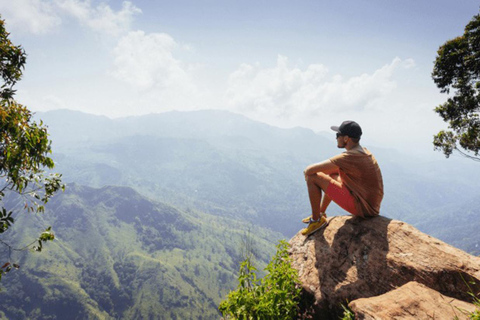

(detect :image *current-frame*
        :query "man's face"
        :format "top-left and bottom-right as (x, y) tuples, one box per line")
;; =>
(336, 133), (347, 148)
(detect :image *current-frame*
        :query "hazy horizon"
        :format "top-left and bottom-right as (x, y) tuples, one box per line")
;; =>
(1, 0), (479, 159)
(37, 107), (474, 162)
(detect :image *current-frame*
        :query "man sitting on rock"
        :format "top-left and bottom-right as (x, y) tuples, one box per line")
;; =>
(301, 121), (384, 236)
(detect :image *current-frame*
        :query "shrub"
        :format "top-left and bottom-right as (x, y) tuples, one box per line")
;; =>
(219, 240), (301, 320)
(469, 294), (480, 320)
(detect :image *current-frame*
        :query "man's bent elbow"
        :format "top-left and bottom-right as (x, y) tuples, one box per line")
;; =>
(304, 164), (318, 176)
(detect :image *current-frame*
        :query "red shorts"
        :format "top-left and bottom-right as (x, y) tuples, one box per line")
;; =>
(325, 180), (360, 216)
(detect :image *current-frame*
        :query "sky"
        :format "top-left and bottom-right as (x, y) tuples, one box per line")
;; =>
(1, 0), (479, 157)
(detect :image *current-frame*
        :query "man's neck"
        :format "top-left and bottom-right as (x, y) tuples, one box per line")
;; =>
(345, 142), (361, 151)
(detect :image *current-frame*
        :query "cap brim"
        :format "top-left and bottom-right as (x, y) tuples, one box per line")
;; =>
(330, 126), (340, 132)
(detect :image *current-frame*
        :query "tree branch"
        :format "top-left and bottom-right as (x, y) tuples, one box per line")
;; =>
(454, 146), (480, 162)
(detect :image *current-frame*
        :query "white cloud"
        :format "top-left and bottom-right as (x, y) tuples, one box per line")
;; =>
(112, 31), (192, 89)
(0, 0), (61, 34)
(56, 0), (141, 37)
(226, 56), (328, 117)
(225, 55), (414, 121)
(0, 0), (141, 36)
(110, 30), (201, 112)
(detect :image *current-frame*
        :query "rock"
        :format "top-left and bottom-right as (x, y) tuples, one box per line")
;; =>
(349, 281), (477, 320)
(289, 215), (480, 319)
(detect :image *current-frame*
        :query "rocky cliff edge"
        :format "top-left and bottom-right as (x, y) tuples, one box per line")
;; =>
(289, 215), (480, 319)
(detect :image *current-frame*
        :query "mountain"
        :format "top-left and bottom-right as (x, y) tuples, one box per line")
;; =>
(39, 109), (338, 235)
(36, 109), (480, 252)
(0, 184), (279, 319)
(416, 196), (480, 255)
(2, 109), (477, 319)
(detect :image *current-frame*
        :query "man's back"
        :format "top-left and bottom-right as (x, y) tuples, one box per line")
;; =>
(329, 147), (384, 217)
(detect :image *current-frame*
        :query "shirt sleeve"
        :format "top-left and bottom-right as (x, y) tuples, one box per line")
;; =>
(329, 153), (347, 167)
(330, 152), (363, 177)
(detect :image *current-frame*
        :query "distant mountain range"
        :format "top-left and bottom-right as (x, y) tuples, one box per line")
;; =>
(37, 109), (480, 245)
(1, 109), (476, 319)
(38, 109), (339, 235)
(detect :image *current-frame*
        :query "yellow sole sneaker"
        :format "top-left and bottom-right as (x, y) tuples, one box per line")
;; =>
(301, 216), (328, 236)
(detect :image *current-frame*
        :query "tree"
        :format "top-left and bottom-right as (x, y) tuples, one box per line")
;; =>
(0, 16), (64, 280)
(432, 11), (480, 161)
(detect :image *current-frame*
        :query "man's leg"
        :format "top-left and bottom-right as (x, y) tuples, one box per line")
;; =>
(305, 173), (336, 220)
(302, 172), (336, 235)
(319, 174), (339, 215)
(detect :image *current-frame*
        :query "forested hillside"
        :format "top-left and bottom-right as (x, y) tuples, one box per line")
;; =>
(0, 184), (278, 319)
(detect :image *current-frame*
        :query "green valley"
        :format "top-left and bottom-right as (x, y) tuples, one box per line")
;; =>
(0, 184), (279, 319)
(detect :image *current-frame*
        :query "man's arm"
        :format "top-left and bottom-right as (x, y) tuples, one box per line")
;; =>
(304, 159), (339, 176)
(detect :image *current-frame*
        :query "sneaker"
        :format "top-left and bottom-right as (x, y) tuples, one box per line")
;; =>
(302, 214), (326, 224)
(302, 216), (311, 224)
(301, 216), (327, 236)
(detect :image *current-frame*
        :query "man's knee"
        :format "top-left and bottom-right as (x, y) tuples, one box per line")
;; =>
(306, 172), (331, 189)
(305, 174), (315, 185)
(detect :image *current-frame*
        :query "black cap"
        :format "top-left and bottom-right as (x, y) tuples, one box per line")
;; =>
(331, 121), (362, 139)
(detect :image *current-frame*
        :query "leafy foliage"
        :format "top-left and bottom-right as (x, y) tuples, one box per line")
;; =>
(0, 16), (63, 277)
(470, 303), (480, 320)
(467, 279), (480, 320)
(219, 240), (301, 320)
(340, 304), (355, 320)
(432, 11), (480, 161)
(0, 17), (25, 100)
(452, 276), (480, 319)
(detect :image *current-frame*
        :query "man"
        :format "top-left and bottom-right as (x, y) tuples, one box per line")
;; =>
(301, 120), (384, 236)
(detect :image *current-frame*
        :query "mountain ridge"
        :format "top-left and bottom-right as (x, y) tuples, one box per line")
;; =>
(34, 109), (480, 252)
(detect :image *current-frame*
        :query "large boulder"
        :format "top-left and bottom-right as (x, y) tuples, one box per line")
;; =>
(349, 281), (477, 319)
(289, 215), (480, 319)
